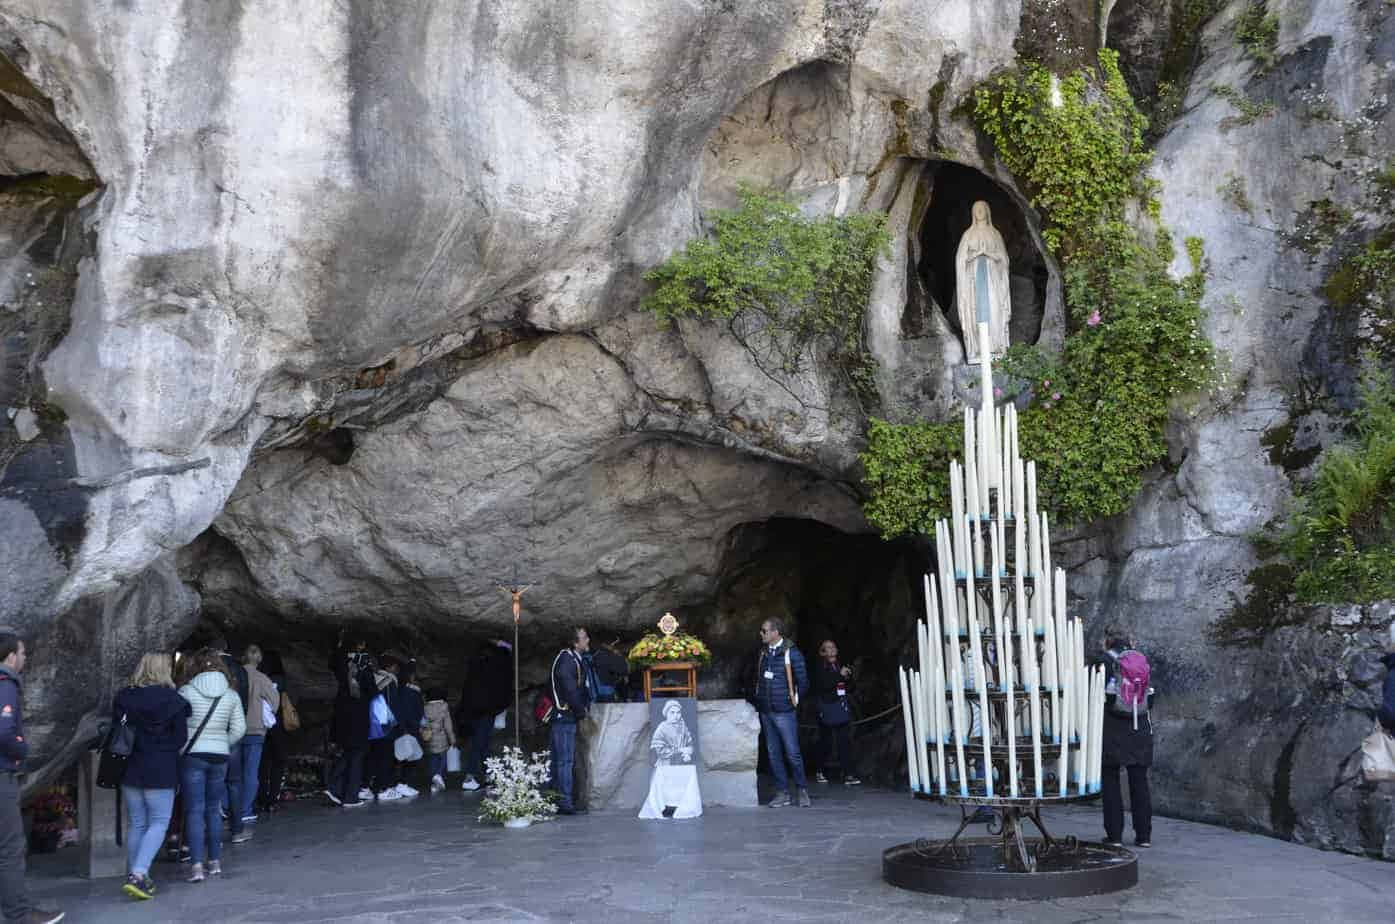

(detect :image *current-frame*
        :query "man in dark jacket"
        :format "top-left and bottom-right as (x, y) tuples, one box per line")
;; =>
(0, 628), (65, 924)
(457, 640), (513, 791)
(1099, 635), (1153, 848)
(550, 628), (592, 815)
(754, 618), (811, 808)
(325, 634), (375, 807)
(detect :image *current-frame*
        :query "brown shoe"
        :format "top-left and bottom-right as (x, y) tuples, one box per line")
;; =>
(26, 910), (66, 924)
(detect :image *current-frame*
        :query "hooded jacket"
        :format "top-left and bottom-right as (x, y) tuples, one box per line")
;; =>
(179, 670), (246, 758)
(424, 699), (456, 755)
(0, 665), (26, 772)
(112, 685), (191, 789)
(396, 683), (425, 739)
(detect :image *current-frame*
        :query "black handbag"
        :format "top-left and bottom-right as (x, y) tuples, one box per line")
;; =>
(815, 696), (852, 728)
(95, 714), (135, 790)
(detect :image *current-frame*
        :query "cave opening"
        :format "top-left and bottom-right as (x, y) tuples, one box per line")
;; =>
(709, 517), (926, 784)
(913, 161), (1048, 350)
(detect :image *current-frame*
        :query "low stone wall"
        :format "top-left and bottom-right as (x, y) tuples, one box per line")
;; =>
(578, 699), (760, 811)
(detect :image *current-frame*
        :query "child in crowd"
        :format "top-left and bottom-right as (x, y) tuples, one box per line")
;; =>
(423, 687), (457, 793)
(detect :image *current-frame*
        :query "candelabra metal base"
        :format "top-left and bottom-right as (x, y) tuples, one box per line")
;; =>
(882, 803), (1137, 899)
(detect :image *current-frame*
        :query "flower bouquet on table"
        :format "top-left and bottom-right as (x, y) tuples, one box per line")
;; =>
(627, 631), (713, 667)
(478, 747), (556, 828)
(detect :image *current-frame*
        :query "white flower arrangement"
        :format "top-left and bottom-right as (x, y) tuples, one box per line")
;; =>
(478, 746), (557, 825)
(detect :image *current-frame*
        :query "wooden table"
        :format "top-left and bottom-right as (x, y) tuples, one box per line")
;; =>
(643, 661), (698, 700)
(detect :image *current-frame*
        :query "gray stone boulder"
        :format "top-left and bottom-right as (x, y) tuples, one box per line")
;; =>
(579, 699), (760, 811)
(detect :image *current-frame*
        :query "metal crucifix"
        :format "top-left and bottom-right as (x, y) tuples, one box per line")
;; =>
(495, 568), (537, 751)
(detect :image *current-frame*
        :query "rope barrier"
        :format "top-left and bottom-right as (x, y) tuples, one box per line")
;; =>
(798, 702), (902, 731)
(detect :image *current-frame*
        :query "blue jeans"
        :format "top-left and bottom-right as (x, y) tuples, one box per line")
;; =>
(181, 756), (227, 865)
(428, 751), (447, 780)
(549, 715), (577, 810)
(467, 715), (493, 780)
(121, 786), (174, 876)
(235, 735), (265, 820)
(760, 710), (807, 794)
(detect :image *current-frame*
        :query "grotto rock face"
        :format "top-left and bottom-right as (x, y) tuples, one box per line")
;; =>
(0, 0), (1393, 861)
(0, 0), (1027, 776)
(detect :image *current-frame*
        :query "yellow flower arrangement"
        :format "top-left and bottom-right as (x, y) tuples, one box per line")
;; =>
(628, 631), (712, 667)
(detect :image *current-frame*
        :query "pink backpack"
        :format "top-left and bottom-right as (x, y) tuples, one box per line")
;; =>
(1112, 650), (1151, 729)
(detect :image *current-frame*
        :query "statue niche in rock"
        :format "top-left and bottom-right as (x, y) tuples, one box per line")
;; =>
(955, 201), (1012, 363)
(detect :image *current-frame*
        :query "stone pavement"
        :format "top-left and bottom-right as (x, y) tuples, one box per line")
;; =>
(27, 786), (1395, 923)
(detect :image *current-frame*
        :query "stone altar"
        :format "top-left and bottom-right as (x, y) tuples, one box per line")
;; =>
(579, 699), (759, 811)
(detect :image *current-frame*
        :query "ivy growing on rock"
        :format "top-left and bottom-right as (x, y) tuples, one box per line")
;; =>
(1233, 2), (1280, 72)
(642, 188), (890, 407)
(860, 51), (1214, 536)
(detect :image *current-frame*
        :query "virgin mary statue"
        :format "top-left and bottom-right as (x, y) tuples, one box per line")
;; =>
(955, 200), (1012, 363)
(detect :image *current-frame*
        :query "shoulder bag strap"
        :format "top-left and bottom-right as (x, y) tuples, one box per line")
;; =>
(784, 648), (797, 707)
(181, 694), (224, 757)
(551, 652), (565, 711)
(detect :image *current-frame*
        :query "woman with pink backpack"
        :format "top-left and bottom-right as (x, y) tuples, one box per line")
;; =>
(1099, 632), (1154, 849)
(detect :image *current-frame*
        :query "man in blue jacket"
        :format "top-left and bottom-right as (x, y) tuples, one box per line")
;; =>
(550, 628), (592, 815)
(0, 628), (65, 924)
(754, 618), (811, 808)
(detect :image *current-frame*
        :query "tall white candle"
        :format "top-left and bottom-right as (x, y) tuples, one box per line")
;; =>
(1088, 664), (1099, 793)
(940, 548), (969, 797)
(1027, 615), (1043, 797)
(978, 322), (995, 492)
(1026, 460), (1039, 577)
(950, 465), (966, 578)
(1076, 619), (1088, 788)
(1000, 407), (1010, 520)
(1003, 616), (1018, 799)
(913, 667), (933, 795)
(1043, 602), (1059, 742)
(918, 607), (933, 754)
(899, 667), (920, 794)
(1056, 625), (1072, 796)
(966, 571), (992, 798)
(927, 576), (949, 794)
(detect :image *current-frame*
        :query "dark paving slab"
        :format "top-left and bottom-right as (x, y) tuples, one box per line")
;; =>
(25, 785), (1395, 922)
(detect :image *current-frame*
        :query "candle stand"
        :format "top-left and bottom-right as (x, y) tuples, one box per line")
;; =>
(885, 323), (1137, 899)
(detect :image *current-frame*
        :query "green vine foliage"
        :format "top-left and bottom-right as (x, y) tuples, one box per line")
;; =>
(861, 51), (1214, 536)
(643, 189), (891, 405)
(1234, 2), (1280, 71)
(1280, 357), (1395, 604)
(861, 419), (961, 539)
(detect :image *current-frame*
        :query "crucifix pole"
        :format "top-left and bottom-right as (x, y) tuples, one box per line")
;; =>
(497, 581), (533, 752)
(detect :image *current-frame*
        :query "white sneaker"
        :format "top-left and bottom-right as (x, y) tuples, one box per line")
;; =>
(358, 788), (374, 801)
(430, 775), (445, 792)
(394, 783), (418, 798)
(376, 787), (403, 801)
(461, 776), (481, 792)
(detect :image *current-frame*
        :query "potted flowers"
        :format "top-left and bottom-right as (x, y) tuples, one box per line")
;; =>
(478, 747), (556, 828)
(627, 631), (712, 668)
(27, 787), (76, 853)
